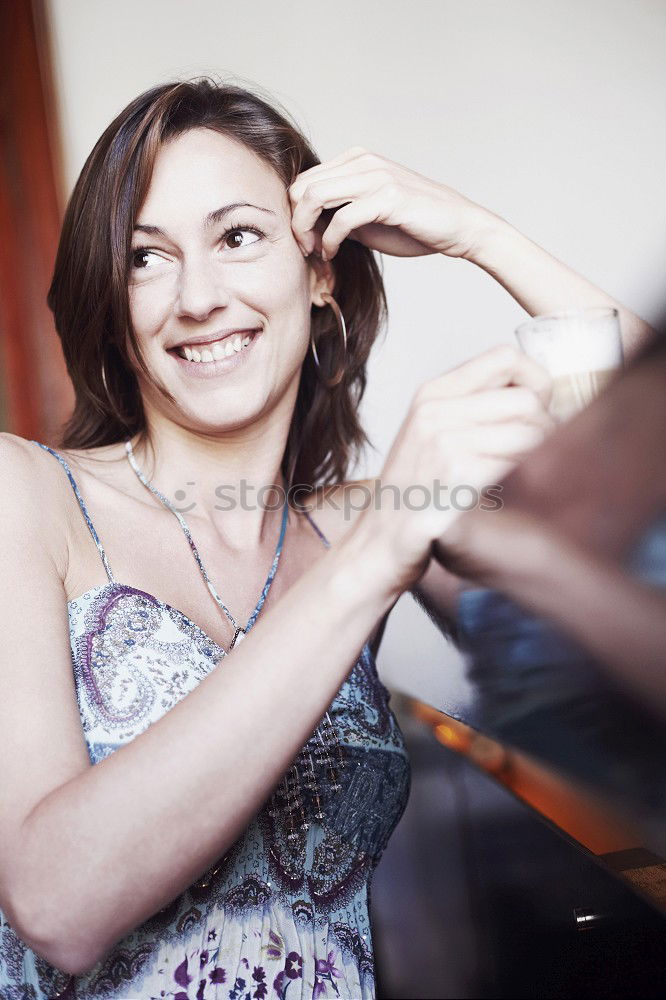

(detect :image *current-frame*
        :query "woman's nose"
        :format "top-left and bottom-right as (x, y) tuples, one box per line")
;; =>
(176, 258), (231, 320)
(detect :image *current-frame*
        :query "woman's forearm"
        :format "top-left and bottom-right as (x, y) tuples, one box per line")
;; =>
(15, 521), (399, 975)
(463, 217), (655, 359)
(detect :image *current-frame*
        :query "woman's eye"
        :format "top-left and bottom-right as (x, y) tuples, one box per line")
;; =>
(131, 248), (163, 270)
(222, 228), (262, 250)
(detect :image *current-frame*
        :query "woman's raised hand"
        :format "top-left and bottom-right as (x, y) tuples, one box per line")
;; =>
(356, 344), (555, 594)
(288, 146), (500, 261)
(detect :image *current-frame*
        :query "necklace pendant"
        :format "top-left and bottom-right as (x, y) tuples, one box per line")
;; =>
(230, 627), (246, 650)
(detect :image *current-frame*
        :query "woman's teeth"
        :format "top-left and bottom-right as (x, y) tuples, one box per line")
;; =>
(178, 333), (252, 362)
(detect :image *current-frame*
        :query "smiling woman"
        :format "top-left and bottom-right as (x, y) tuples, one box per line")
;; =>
(48, 81), (386, 489)
(0, 79), (405, 1000)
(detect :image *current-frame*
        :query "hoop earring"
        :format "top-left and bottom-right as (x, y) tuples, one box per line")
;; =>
(101, 359), (110, 398)
(310, 292), (347, 388)
(100, 358), (119, 413)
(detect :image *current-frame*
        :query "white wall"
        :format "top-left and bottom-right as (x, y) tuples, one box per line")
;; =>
(46, 0), (666, 714)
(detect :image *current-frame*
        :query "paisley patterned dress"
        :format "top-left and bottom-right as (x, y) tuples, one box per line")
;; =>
(0, 444), (410, 1000)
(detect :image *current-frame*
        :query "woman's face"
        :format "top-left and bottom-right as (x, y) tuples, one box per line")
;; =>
(128, 127), (328, 435)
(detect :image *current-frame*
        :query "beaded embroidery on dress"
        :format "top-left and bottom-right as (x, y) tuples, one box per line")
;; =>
(0, 443), (411, 1000)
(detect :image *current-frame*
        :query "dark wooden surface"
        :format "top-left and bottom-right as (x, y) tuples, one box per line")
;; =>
(372, 706), (666, 999)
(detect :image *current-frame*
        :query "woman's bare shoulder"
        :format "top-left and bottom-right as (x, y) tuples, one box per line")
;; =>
(0, 431), (49, 483)
(1, 431), (68, 485)
(0, 430), (35, 458)
(0, 433), (70, 574)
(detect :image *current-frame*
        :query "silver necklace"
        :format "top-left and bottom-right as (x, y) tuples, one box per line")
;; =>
(124, 438), (288, 650)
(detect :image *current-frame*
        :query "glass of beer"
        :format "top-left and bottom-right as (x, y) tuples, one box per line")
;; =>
(515, 306), (624, 422)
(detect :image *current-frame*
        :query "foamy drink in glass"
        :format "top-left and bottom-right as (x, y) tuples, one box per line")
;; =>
(515, 307), (623, 422)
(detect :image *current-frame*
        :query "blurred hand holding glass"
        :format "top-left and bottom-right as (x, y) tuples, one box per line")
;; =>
(515, 306), (624, 422)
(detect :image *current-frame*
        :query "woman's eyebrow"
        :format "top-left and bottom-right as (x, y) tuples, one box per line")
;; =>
(205, 202), (277, 226)
(133, 202), (277, 239)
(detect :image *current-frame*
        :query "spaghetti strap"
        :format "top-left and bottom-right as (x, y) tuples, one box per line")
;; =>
(31, 441), (115, 584)
(302, 508), (331, 549)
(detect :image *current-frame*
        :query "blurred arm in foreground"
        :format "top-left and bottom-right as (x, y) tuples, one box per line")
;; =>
(437, 329), (666, 714)
(431, 328), (666, 851)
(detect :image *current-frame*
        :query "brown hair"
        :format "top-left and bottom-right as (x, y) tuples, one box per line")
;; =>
(48, 78), (387, 489)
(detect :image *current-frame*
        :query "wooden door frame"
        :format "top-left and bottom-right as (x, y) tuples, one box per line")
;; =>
(0, 0), (73, 443)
